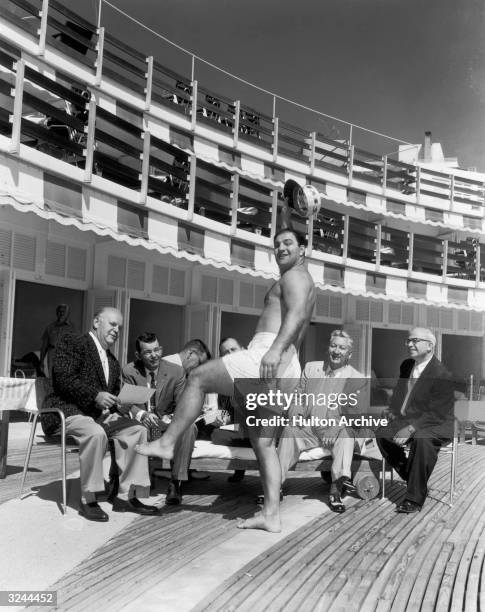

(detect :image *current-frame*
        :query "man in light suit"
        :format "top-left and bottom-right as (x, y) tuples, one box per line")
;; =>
(122, 334), (210, 505)
(278, 329), (367, 513)
(46, 307), (157, 521)
(377, 327), (454, 513)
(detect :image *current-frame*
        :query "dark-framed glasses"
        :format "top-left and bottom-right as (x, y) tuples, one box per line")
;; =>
(405, 338), (429, 346)
(141, 347), (163, 356)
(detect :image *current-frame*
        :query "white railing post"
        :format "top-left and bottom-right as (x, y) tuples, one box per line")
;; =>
(272, 117), (279, 163)
(233, 100), (240, 148)
(144, 56), (153, 112)
(83, 96), (97, 183)
(37, 0), (49, 56)
(230, 173), (239, 235)
(376, 223), (382, 270)
(348, 145), (354, 186)
(95, 27), (105, 86)
(449, 173), (455, 212)
(310, 131), (316, 175)
(382, 155), (388, 193)
(307, 214), (314, 257)
(415, 165), (421, 205)
(475, 242), (481, 286)
(9, 59), (25, 154)
(187, 154), (197, 220)
(190, 79), (198, 132)
(408, 232), (414, 274)
(270, 190), (278, 240)
(139, 129), (151, 204)
(442, 240), (448, 282)
(342, 214), (349, 262)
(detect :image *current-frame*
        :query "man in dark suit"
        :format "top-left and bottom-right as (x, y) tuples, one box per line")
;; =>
(122, 334), (209, 505)
(46, 307), (158, 521)
(377, 327), (454, 513)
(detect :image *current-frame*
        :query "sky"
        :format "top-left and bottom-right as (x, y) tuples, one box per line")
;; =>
(66, 0), (485, 171)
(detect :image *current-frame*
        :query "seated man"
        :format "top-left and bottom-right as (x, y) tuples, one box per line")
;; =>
(123, 335), (210, 505)
(210, 337), (251, 483)
(45, 308), (157, 521)
(278, 330), (366, 513)
(377, 327), (454, 513)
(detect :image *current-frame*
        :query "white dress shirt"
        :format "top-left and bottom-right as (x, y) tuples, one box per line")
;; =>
(89, 331), (109, 385)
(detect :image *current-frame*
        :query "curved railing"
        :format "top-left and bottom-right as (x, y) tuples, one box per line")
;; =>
(0, 0), (484, 288)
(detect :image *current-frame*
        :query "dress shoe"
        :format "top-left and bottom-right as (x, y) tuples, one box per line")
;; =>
(340, 477), (357, 498)
(106, 475), (120, 504)
(396, 499), (421, 514)
(189, 470), (210, 481)
(228, 470), (245, 483)
(165, 480), (182, 505)
(112, 497), (159, 515)
(79, 500), (109, 522)
(255, 489), (284, 505)
(328, 493), (346, 513)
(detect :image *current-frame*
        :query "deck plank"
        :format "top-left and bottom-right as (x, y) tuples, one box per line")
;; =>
(194, 444), (485, 612)
(1, 432), (80, 506)
(13, 441), (485, 612)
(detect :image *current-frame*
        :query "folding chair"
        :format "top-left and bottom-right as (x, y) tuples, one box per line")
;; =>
(0, 377), (67, 512)
(3, 377), (69, 513)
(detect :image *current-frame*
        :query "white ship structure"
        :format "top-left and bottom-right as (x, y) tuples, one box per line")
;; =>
(0, 1), (483, 388)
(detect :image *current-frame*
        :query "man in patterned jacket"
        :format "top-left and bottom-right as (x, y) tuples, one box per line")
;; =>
(45, 307), (158, 521)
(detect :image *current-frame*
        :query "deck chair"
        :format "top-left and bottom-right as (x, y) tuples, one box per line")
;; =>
(17, 380), (118, 515)
(387, 402), (463, 508)
(0, 377), (67, 512)
(442, 399), (485, 507)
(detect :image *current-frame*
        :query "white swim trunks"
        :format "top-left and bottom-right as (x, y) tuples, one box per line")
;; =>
(222, 332), (301, 381)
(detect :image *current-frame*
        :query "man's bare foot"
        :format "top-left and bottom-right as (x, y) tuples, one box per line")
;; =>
(135, 440), (174, 460)
(237, 511), (281, 533)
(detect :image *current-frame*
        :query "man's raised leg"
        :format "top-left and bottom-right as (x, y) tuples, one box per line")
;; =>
(136, 359), (233, 460)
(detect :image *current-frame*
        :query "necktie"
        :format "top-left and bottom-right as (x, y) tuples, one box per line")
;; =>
(401, 376), (416, 416)
(101, 349), (109, 385)
(149, 371), (157, 411)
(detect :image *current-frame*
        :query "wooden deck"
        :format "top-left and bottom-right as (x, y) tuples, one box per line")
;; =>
(3, 429), (485, 612)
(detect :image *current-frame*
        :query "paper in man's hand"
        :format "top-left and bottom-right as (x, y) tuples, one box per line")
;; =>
(118, 383), (155, 405)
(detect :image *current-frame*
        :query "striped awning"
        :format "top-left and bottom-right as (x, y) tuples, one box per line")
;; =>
(1, 179), (484, 312)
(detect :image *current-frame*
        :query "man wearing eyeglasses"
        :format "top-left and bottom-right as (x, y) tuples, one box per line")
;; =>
(377, 327), (454, 513)
(122, 334), (210, 505)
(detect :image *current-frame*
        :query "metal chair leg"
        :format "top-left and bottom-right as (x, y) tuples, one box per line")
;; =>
(449, 436), (457, 507)
(19, 413), (39, 499)
(381, 457), (385, 499)
(60, 411), (67, 514)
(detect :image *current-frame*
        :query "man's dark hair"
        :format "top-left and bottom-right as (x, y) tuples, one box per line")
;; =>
(135, 332), (159, 353)
(183, 338), (211, 360)
(219, 337), (241, 353)
(273, 227), (306, 248)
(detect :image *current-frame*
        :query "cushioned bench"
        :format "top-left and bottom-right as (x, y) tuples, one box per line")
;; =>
(188, 438), (385, 500)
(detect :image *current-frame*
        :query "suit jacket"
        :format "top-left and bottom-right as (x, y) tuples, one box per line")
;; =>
(45, 332), (121, 419)
(289, 361), (367, 434)
(122, 358), (186, 419)
(389, 355), (454, 432)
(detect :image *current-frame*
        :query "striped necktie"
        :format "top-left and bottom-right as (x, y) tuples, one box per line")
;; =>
(149, 371), (157, 411)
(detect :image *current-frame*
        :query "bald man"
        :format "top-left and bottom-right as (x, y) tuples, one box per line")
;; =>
(46, 307), (157, 521)
(377, 327), (454, 513)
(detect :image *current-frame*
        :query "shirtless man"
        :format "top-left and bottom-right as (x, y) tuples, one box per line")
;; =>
(137, 227), (315, 531)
